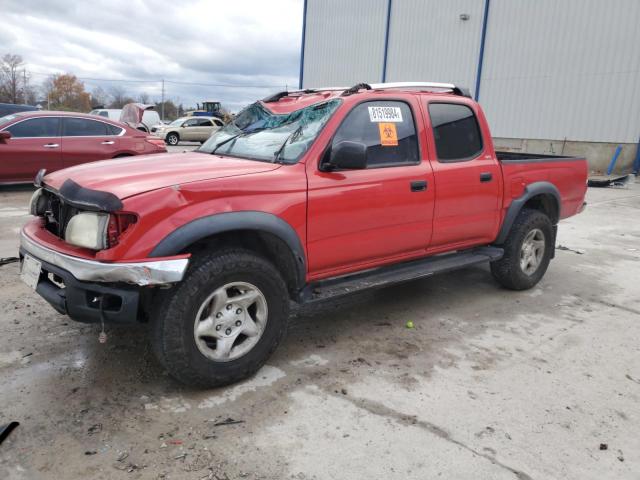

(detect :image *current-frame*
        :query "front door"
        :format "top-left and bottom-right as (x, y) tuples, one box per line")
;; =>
(180, 118), (200, 141)
(307, 99), (435, 280)
(0, 117), (62, 182)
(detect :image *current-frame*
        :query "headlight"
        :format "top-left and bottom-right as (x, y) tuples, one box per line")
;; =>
(29, 188), (48, 216)
(65, 212), (109, 250)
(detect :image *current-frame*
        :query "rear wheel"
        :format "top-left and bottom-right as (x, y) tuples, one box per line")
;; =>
(490, 209), (553, 290)
(151, 249), (289, 388)
(165, 133), (179, 146)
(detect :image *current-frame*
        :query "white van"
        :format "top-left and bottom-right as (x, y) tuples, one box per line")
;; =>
(90, 107), (161, 133)
(90, 109), (121, 121)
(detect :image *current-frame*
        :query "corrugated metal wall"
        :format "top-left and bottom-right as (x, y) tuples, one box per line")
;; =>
(480, 0), (640, 142)
(302, 0), (640, 143)
(301, 0), (388, 87)
(385, 0), (483, 88)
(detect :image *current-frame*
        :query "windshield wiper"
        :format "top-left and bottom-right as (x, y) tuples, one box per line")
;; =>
(211, 133), (243, 155)
(273, 125), (304, 163)
(210, 128), (267, 155)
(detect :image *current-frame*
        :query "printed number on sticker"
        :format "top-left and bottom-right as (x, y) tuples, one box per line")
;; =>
(368, 106), (403, 122)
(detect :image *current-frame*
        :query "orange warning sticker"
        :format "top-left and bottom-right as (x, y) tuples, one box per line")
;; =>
(378, 122), (398, 146)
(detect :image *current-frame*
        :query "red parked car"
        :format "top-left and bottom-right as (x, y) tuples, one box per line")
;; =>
(0, 111), (166, 184)
(19, 82), (588, 387)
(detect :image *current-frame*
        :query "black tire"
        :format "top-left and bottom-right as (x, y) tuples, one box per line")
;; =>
(151, 249), (289, 388)
(490, 209), (553, 290)
(165, 133), (179, 146)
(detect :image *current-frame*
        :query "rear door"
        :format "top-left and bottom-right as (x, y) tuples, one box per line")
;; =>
(0, 117), (62, 182)
(194, 118), (215, 142)
(61, 117), (122, 168)
(306, 98), (435, 279)
(424, 101), (502, 249)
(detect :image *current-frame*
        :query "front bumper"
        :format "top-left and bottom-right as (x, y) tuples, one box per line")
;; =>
(20, 231), (188, 286)
(20, 231), (189, 323)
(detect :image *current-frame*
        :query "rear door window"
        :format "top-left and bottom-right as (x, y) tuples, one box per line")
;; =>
(106, 124), (124, 136)
(63, 118), (109, 136)
(332, 101), (419, 168)
(428, 103), (483, 161)
(5, 117), (60, 138)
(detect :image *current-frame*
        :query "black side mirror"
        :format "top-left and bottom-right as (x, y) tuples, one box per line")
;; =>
(326, 141), (367, 170)
(0, 131), (11, 142)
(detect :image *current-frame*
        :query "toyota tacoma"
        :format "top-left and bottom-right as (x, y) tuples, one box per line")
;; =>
(19, 82), (588, 387)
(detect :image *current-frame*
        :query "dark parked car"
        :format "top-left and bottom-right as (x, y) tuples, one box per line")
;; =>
(0, 111), (167, 184)
(0, 103), (38, 117)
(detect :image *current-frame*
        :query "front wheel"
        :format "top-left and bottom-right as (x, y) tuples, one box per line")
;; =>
(490, 209), (553, 290)
(165, 133), (179, 146)
(151, 249), (289, 387)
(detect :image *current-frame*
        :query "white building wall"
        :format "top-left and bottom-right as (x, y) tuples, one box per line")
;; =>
(481, 0), (640, 143)
(302, 0), (640, 144)
(385, 0), (483, 89)
(301, 0), (388, 88)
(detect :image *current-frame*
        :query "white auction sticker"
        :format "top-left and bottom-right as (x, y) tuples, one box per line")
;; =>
(368, 106), (403, 122)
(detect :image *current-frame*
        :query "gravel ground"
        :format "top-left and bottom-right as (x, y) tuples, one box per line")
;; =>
(0, 178), (639, 480)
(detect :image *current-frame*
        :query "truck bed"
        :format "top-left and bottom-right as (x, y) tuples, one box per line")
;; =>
(496, 151), (582, 162)
(496, 151), (588, 220)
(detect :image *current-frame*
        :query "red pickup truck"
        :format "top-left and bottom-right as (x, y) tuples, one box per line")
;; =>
(19, 82), (587, 387)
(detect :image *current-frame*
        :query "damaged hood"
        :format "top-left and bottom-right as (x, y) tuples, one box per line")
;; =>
(43, 151), (281, 200)
(120, 103), (153, 128)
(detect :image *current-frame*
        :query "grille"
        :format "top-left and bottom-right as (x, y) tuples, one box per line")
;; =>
(42, 190), (81, 239)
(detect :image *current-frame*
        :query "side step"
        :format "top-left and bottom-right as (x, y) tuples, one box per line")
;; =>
(300, 246), (503, 303)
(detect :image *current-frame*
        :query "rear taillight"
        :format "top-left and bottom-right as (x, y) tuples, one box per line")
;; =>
(145, 137), (167, 150)
(107, 213), (137, 247)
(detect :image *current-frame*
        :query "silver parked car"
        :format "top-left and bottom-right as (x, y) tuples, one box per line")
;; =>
(154, 116), (224, 145)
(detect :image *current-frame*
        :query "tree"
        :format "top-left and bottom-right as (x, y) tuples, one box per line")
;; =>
(155, 100), (178, 121)
(0, 54), (25, 104)
(91, 86), (110, 108)
(108, 86), (135, 108)
(138, 92), (150, 104)
(44, 74), (92, 112)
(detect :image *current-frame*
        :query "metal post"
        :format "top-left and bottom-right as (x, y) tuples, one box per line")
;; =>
(474, 0), (491, 101)
(298, 0), (308, 89)
(381, 0), (393, 82)
(606, 145), (623, 176)
(633, 136), (640, 175)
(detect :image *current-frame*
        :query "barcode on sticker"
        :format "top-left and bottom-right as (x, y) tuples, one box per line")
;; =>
(368, 106), (403, 122)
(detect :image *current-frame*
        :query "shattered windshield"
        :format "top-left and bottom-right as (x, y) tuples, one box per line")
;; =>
(198, 99), (341, 164)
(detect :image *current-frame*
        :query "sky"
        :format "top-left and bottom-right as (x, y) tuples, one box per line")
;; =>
(1, 0), (304, 112)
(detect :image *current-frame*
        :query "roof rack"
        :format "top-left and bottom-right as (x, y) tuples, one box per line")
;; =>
(359, 82), (471, 98)
(263, 82), (471, 103)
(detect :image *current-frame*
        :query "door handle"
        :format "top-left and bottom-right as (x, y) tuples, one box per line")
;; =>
(43, 143), (59, 148)
(480, 172), (493, 182)
(101, 141), (115, 145)
(410, 180), (428, 192)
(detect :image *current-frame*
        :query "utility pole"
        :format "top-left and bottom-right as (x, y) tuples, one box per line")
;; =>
(23, 69), (27, 104)
(161, 79), (165, 121)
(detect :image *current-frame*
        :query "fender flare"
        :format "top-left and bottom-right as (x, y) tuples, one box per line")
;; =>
(495, 181), (560, 244)
(149, 211), (306, 287)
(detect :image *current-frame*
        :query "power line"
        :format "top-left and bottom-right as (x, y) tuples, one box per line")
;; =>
(28, 71), (285, 89)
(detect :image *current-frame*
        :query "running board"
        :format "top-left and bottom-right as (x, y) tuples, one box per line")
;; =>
(299, 247), (503, 303)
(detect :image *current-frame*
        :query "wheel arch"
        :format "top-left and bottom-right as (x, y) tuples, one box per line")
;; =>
(149, 211), (306, 296)
(496, 182), (560, 245)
